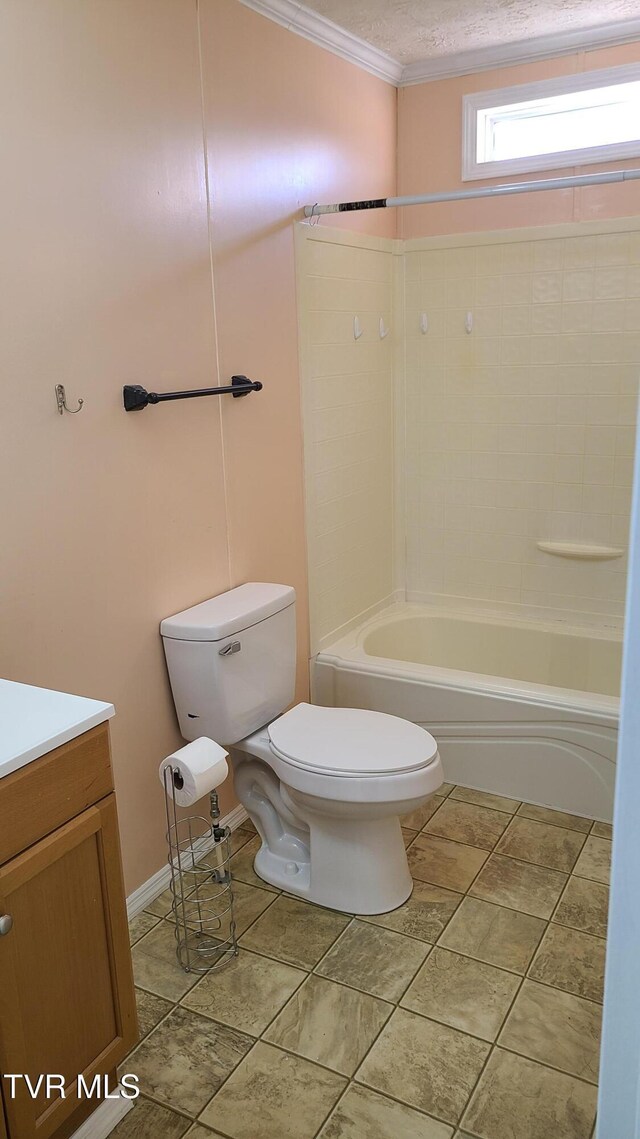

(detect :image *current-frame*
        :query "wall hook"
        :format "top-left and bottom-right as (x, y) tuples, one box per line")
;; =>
(55, 384), (84, 415)
(465, 311), (473, 334)
(353, 316), (363, 340)
(379, 317), (390, 339)
(420, 313), (428, 334)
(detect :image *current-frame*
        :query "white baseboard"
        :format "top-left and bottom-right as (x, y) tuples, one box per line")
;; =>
(69, 1085), (133, 1139)
(126, 803), (248, 919)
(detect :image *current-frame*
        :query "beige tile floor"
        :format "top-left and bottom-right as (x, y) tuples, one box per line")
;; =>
(112, 783), (611, 1139)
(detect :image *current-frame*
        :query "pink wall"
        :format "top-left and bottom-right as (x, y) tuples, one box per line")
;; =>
(0, 0), (397, 892)
(199, 0), (397, 707)
(398, 43), (640, 238)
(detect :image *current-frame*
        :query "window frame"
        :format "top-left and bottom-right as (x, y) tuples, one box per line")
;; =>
(462, 62), (640, 182)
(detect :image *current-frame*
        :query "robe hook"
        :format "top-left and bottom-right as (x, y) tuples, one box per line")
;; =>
(55, 384), (84, 415)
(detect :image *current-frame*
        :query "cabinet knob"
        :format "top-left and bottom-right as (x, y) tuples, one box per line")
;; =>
(0, 914), (13, 936)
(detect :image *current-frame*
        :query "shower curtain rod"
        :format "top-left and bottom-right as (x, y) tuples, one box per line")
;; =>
(304, 167), (640, 217)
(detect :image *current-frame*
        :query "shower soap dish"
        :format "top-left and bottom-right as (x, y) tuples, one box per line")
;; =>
(536, 541), (625, 560)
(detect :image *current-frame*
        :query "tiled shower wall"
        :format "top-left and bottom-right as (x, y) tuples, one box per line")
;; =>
(298, 219), (640, 650)
(403, 221), (640, 626)
(296, 228), (397, 649)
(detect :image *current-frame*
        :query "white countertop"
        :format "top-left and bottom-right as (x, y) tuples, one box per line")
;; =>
(0, 679), (114, 780)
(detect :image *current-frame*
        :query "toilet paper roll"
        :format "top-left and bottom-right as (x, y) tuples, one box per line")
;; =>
(159, 737), (229, 807)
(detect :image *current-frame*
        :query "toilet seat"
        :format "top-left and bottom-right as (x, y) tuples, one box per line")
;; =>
(268, 702), (438, 778)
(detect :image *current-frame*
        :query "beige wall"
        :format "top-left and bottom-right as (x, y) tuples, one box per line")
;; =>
(398, 43), (640, 239)
(199, 0), (397, 682)
(0, 0), (397, 892)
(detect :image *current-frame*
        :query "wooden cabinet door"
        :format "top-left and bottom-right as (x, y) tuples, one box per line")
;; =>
(0, 796), (137, 1139)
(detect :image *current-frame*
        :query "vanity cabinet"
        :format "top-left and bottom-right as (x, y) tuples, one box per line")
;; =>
(0, 722), (137, 1139)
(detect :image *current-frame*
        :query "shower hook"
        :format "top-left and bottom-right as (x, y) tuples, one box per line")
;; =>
(55, 384), (84, 415)
(379, 317), (390, 339)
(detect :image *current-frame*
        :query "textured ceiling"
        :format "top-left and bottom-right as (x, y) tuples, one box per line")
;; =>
(302, 0), (640, 64)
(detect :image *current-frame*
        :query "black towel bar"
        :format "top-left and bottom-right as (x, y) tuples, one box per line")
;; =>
(123, 375), (263, 411)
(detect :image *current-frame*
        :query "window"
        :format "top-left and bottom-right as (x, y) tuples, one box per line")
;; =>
(462, 64), (640, 181)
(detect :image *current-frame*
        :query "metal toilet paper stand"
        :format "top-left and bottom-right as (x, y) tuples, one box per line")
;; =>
(162, 764), (239, 973)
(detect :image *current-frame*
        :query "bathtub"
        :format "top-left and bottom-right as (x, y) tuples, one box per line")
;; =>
(312, 603), (621, 822)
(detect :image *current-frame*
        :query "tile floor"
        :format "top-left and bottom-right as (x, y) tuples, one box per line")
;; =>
(113, 783), (611, 1139)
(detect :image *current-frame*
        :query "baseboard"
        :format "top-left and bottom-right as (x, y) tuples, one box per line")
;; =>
(126, 803), (249, 919)
(69, 1085), (133, 1139)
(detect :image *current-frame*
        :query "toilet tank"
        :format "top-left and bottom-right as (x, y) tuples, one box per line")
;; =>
(161, 583), (296, 745)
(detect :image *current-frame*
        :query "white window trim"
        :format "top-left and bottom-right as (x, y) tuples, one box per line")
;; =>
(462, 62), (640, 181)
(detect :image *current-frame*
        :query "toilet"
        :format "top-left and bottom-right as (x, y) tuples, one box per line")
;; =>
(161, 583), (443, 915)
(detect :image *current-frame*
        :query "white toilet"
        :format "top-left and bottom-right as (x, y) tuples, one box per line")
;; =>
(161, 583), (442, 915)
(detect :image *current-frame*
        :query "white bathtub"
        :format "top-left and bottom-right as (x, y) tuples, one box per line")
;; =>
(312, 603), (621, 822)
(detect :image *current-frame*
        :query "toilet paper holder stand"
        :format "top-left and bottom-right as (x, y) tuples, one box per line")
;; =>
(162, 763), (239, 974)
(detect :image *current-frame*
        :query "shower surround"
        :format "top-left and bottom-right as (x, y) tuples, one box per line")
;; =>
(296, 217), (639, 651)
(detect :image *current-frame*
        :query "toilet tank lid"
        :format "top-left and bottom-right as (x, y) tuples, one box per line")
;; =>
(160, 583), (296, 641)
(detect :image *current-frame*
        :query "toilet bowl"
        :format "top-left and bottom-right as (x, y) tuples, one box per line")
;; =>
(233, 702), (442, 913)
(161, 583), (443, 915)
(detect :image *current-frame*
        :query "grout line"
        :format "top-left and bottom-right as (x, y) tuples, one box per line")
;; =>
(311, 1083), (355, 1139)
(123, 792), (606, 1139)
(230, 871), (280, 896)
(130, 1092), (197, 1124)
(205, 1036), (351, 1114)
(516, 804), (598, 833)
(128, 915), (161, 947)
(312, 919), (433, 1004)
(360, 906), (463, 947)
(548, 873), (609, 939)
(232, 891), (281, 940)
(496, 812), (589, 864)
(311, 916), (357, 977)
(415, 810), (589, 879)
(238, 909), (351, 971)
(455, 1039), (500, 1132)
(550, 913), (608, 940)
(178, 960), (312, 1047)
(494, 1040), (600, 1088)
(520, 970), (604, 1007)
(434, 907), (547, 978)
(256, 1026), (391, 1081)
(249, 972), (310, 1041)
(398, 975), (523, 1052)
(571, 869), (611, 889)
(124, 999), (178, 1050)
(449, 835), (599, 1130)
(310, 1100), (344, 1139)
(353, 1069), (460, 1132)
(183, 920), (358, 1129)
(193, 1039), (267, 1130)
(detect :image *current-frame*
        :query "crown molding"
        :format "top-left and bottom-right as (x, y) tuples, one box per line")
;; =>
(236, 0), (402, 85)
(399, 17), (640, 85)
(236, 1), (640, 89)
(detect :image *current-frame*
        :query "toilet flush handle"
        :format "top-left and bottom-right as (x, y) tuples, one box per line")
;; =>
(219, 641), (241, 656)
